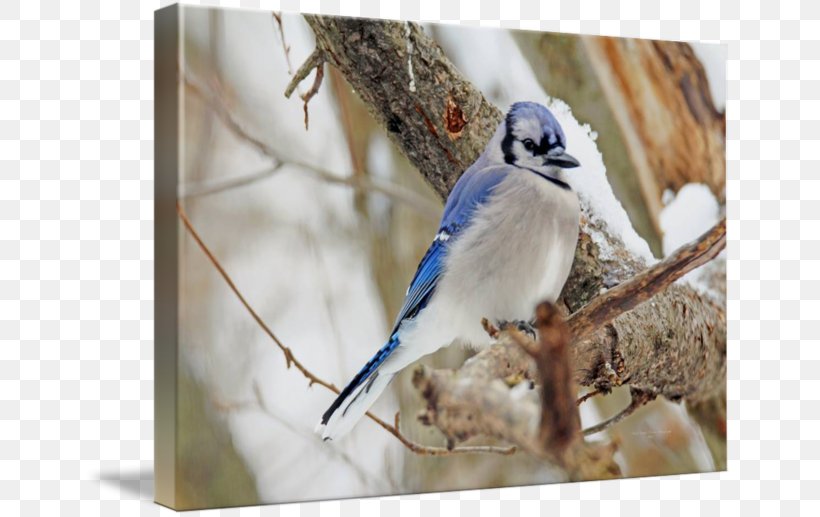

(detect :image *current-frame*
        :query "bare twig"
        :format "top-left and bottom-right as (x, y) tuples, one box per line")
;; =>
(411, 350), (619, 479)
(582, 388), (657, 436)
(272, 12), (297, 80)
(376, 413), (516, 457)
(284, 48), (326, 130)
(299, 58), (324, 130)
(291, 161), (441, 218)
(576, 389), (603, 406)
(184, 74), (277, 162)
(179, 164), (286, 199)
(566, 217), (726, 344)
(176, 202), (512, 456)
(284, 48), (324, 99)
(177, 202), (337, 392)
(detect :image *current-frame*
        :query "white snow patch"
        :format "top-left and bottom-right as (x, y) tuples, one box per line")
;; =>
(659, 183), (720, 256)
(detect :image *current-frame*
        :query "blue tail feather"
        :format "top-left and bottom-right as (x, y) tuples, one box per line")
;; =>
(320, 333), (400, 425)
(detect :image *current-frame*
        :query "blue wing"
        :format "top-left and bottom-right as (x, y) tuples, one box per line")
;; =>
(390, 165), (510, 332)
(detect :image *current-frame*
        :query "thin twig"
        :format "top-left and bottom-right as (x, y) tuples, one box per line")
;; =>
(576, 389), (603, 406)
(299, 58), (324, 130)
(284, 48), (324, 99)
(176, 202), (513, 456)
(272, 12), (297, 81)
(377, 412), (516, 456)
(289, 160), (441, 219)
(283, 48), (326, 129)
(177, 202), (337, 392)
(566, 217), (727, 343)
(581, 389), (656, 436)
(184, 74), (277, 162)
(179, 164), (286, 199)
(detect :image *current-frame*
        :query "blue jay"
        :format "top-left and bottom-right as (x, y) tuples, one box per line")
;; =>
(317, 102), (581, 441)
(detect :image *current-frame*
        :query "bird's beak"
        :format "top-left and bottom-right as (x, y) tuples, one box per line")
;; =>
(545, 151), (580, 169)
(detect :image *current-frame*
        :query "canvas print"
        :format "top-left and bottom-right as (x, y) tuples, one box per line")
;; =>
(155, 4), (726, 510)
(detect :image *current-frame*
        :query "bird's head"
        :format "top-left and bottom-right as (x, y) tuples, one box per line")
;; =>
(498, 102), (580, 180)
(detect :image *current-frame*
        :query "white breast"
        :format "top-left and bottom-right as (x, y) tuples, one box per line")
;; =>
(398, 171), (580, 356)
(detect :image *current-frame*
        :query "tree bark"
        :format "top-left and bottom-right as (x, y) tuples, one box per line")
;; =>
(303, 15), (725, 459)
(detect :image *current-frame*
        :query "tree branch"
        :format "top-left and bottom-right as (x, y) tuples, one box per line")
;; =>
(508, 304), (579, 454)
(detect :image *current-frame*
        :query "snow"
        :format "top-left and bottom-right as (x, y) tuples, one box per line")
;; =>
(434, 25), (655, 263)
(660, 183), (721, 256)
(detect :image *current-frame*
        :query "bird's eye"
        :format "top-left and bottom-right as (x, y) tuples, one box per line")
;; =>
(522, 139), (536, 152)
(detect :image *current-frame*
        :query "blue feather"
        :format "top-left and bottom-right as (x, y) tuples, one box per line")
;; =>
(320, 332), (400, 425)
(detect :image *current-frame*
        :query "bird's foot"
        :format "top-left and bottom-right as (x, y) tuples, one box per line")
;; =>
(495, 319), (537, 340)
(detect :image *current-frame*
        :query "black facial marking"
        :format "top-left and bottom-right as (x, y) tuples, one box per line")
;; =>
(501, 114), (517, 165)
(525, 167), (572, 190)
(536, 133), (564, 155)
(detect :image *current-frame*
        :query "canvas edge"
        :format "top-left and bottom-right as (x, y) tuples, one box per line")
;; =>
(154, 3), (180, 510)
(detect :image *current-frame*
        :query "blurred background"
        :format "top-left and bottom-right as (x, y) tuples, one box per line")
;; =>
(172, 6), (725, 507)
